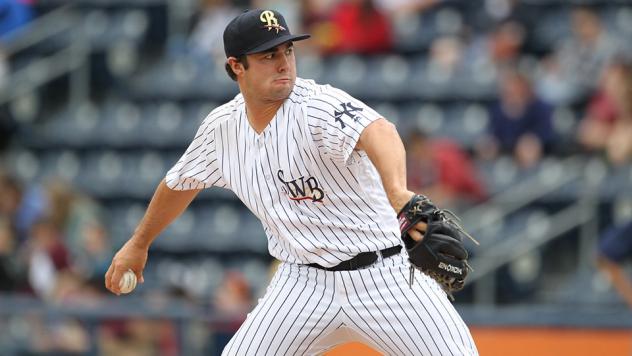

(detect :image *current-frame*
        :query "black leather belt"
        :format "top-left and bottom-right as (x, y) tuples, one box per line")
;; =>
(307, 245), (402, 271)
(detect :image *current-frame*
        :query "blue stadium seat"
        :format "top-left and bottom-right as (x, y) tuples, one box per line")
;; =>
(392, 13), (431, 53)
(126, 54), (239, 101)
(81, 10), (148, 50)
(324, 55), (368, 97)
(600, 163), (632, 200)
(392, 6), (464, 53)
(476, 157), (521, 195)
(100, 100), (143, 147)
(297, 54), (324, 82)
(73, 150), (124, 196)
(414, 103), (445, 135)
(372, 102), (400, 125)
(6, 149), (41, 182)
(35, 102), (102, 147)
(461, 103), (489, 139)
(465, 206), (507, 245)
(372, 55), (414, 100)
(40, 150), (81, 183)
(531, 6), (572, 51)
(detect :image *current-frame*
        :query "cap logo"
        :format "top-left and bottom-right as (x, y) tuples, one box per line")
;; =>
(260, 10), (286, 34)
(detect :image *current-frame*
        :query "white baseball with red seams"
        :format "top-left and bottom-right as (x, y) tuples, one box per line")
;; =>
(118, 269), (137, 294)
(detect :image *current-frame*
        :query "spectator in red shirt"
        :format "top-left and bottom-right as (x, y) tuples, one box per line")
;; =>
(406, 129), (487, 208)
(319, 0), (393, 55)
(577, 58), (632, 165)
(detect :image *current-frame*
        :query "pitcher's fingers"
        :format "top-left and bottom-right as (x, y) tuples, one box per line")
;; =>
(105, 264), (114, 291)
(134, 270), (144, 284)
(109, 267), (125, 295)
(409, 229), (424, 242)
(413, 221), (427, 234)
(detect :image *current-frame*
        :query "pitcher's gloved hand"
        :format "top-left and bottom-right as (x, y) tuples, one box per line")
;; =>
(397, 194), (477, 299)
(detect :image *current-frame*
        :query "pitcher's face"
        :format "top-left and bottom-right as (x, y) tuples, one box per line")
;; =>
(242, 42), (297, 102)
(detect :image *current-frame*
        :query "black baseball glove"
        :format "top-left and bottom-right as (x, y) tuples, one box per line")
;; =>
(397, 194), (476, 299)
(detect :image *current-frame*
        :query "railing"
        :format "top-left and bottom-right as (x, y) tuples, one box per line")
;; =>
(463, 157), (603, 304)
(0, 5), (90, 108)
(0, 294), (240, 355)
(2, 5), (77, 55)
(461, 157), (583, 239)
(0, 294), (629, 356)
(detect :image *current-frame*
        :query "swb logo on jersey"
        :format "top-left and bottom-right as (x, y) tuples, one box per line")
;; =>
(334, 102), (363, 129)
(438, 261), (463, 275)
(277, 170), (325, 202)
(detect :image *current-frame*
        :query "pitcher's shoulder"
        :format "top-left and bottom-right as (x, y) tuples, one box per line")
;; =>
(294, 78), (351, 106)
(200, 95), (243, 128)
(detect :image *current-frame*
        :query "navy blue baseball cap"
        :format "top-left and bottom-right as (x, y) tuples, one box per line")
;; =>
(223, 9), (310, 58)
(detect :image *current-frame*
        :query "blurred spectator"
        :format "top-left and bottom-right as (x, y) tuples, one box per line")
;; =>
(487, 20), (525, 68)
(405, 129), (487, 208)
(0, 175), (110, 297)
(253, 0), (302, 37)
(0, 102), (15, 151)
(27, 217), (70, 300)
(482, 0), (516, 23)
(0, 47), (12, 142)
(41, 179), (109, 273)
(452, 20), (525, 86)
(11, 313), (88, 354)
(478, 68), (556, 168)
(0, 172), (47, 242)
(212, 270), (253, 352)
(596, 220), (632, 309)
(0, 298), (92, 354)
(72, 221), (112, 280)
(471, 0), (535, 35)
(99, 319), (158, 356)
(0, 0), (33, 42)
(373, 0), (441, 16)
(213, 270), (252, 315)
(427, 35), (465, 80)
(536, 7), (627, 104)
(301, 0), (337, 48)
(0, 217), (19, 291)
(46, 318), (90, 354)
(577, 59), (632, 165)
(314, 0), (393, 55)
(188, 0), (241, 62)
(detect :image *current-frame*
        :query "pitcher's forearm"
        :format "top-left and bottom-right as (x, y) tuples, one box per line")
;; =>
(131, 180), (201, 249)
(357, 118), (414, 212)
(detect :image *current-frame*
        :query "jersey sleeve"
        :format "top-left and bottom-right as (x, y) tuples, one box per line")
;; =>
(306, 85), (383, 164)
(165, 116), (227, 190)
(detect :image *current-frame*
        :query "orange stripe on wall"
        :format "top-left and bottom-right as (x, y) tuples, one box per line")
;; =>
(325, 342), (381, 356)
(325, 328), (632, 356)
(472, 327), (632, 356)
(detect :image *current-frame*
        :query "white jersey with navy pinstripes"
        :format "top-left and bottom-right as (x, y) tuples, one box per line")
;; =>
(166, 77), (402, 267)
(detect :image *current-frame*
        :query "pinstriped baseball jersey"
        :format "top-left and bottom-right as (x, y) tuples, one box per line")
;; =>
(165, 76), (478, 355)
(166, 77), (402, 267)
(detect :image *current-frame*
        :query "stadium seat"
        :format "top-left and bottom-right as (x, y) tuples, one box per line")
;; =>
(414, 103), (444, 135)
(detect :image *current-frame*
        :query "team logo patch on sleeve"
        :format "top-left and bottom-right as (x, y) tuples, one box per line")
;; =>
(334, 102), (363, 129)
(277, 170), (325, 202)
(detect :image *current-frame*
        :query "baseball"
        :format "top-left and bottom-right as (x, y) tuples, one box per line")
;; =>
(118, 269), (137, 294)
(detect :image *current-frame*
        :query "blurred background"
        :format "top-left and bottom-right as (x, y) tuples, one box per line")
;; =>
(0, 0), (632, 355)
